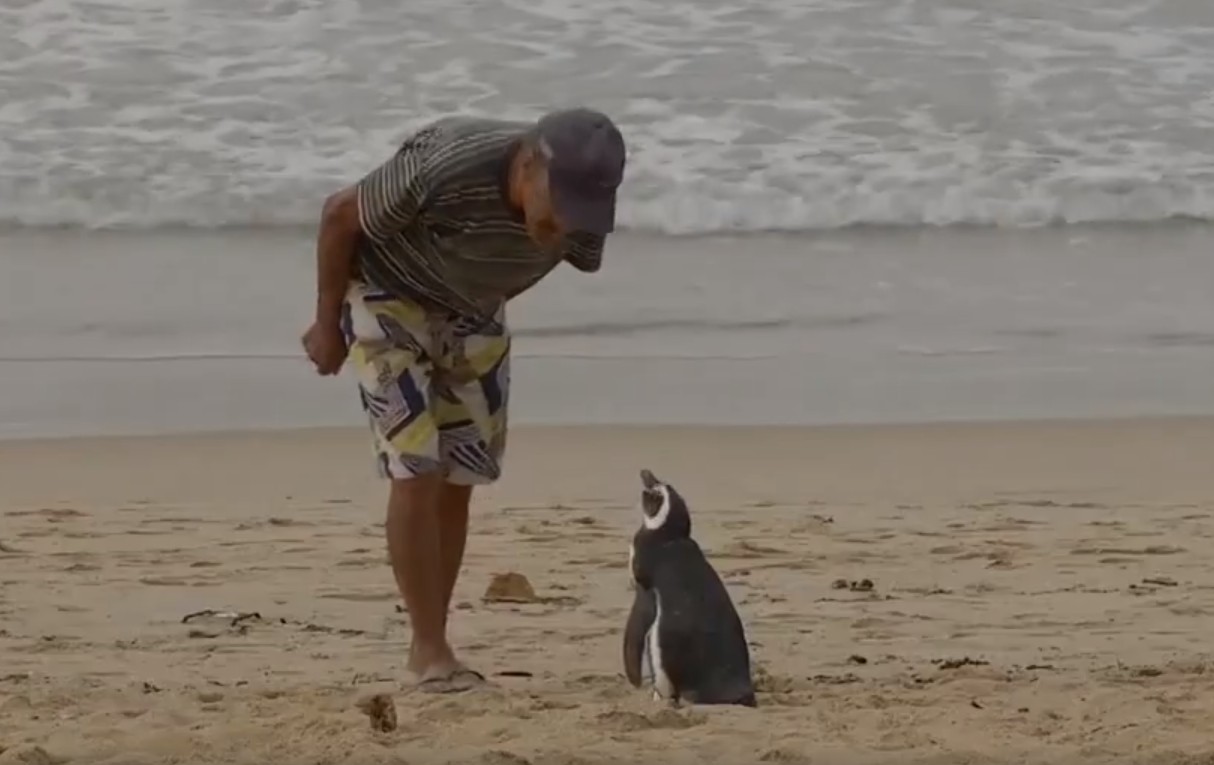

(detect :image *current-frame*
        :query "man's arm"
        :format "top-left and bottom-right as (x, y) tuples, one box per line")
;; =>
(563, 231), (606, 273)
(314, 186), (361, 328)
(314, 143), (436, 327)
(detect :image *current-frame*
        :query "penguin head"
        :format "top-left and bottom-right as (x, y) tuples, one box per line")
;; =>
(638, 469), (691, 539)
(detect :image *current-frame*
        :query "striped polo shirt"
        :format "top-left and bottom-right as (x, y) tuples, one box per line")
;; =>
(352, 116), (606, 328)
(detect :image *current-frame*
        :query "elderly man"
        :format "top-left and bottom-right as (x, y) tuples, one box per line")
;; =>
(302, 108), (627, 692)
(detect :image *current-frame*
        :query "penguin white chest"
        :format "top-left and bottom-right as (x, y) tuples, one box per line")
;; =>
(646, 592), (674, 701)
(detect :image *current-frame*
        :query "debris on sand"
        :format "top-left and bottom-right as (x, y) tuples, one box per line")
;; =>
(181, 609), (263, 627)
(356, 693), (398, 733)
(831, 578), (874, 592)
(1139, 576), (1178, 587)
(482, 572), (541, 604)
(935, 656), (990, 670)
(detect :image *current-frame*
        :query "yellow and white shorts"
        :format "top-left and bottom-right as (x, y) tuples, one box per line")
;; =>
(340, 282), (510, 485)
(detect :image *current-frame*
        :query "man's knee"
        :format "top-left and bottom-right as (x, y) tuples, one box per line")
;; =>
(387, 471), (479, 509)
(388, 471), (444, 513)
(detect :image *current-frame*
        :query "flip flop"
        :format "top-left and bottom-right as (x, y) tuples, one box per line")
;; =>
(415, 668), (487, 695)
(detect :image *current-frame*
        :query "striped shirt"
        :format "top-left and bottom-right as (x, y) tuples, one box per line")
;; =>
(352, 116), (606, 329)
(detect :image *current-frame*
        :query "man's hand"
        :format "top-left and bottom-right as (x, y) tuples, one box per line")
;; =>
(302, 320), (348, 375)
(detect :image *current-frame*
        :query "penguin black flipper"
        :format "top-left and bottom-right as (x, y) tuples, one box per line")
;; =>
(622, 586), (656, 688)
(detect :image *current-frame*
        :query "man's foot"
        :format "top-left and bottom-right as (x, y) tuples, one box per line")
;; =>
(406, 640), (459, 679)
(406, 642), (487, 694)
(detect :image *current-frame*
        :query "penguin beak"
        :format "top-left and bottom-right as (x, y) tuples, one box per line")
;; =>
(640, 469), (660, 490)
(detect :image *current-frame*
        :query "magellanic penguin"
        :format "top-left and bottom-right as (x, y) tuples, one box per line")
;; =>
(622, 469), (757, 707)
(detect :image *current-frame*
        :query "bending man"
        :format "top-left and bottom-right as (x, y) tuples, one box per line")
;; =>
(302, 108), (627, 692)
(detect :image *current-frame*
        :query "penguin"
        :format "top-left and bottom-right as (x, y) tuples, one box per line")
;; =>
(622, 468), (757, 707)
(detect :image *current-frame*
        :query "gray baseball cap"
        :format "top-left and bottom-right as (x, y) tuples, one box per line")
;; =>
(536, 107), (627, 237)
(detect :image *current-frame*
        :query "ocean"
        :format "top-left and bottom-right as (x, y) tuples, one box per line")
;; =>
(3, 0), (1214, 439)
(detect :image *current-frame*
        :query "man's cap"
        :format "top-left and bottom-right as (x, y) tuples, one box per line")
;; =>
(535, 107), (626, 237)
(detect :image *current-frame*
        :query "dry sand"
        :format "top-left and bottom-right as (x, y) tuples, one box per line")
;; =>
(3, 418), (1214, 764)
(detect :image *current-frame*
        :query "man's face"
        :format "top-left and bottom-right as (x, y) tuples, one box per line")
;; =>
(519, 150), (567, 251)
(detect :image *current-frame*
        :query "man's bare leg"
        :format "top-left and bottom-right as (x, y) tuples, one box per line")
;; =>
(436, 482), (473, 618)
(385, 472), (462, 681)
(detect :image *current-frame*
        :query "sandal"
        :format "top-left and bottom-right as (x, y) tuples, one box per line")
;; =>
(415, 668), (487, 695)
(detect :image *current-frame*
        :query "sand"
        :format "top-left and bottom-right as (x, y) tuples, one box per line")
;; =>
(3, 418), (1214, 764)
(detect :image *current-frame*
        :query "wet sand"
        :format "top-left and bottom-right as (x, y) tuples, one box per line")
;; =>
(5, 225), (1214, 439)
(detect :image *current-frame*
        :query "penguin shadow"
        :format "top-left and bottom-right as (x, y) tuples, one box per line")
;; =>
(621, 469), (759, 709)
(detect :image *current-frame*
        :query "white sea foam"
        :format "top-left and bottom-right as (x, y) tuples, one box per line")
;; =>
(3, 0), (1214, 233)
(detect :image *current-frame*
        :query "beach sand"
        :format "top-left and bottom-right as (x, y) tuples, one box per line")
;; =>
(4, 418), (1214, 764)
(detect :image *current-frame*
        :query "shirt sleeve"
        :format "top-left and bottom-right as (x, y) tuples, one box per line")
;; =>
(563, 231), (606, 273)
(354, 139), (434, 242)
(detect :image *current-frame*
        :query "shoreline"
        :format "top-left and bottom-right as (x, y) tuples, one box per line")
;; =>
(3, 409), (1214, 444)
(7, 224), (1214, 439)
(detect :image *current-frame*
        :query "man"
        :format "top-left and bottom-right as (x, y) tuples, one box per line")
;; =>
(301, 108), (627, 693)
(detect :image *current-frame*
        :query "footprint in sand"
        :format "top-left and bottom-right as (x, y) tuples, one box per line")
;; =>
(319, 591), (398, 602)
(6, 507), (87, 520)
(719, 540), (789, 559)
(0, 745), (67, 765)
(140, 577), (190, 586)
(1071, 545), (1185, 556)
(566, 556), (624, 568)
(336, 557), (384, 568)
(980, 518), (1045, 532)
(595, 709), (704, 732)
(759, 748), (814, 764)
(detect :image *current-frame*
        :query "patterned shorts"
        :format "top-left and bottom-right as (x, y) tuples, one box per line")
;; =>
(341, 282), (510, 485)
